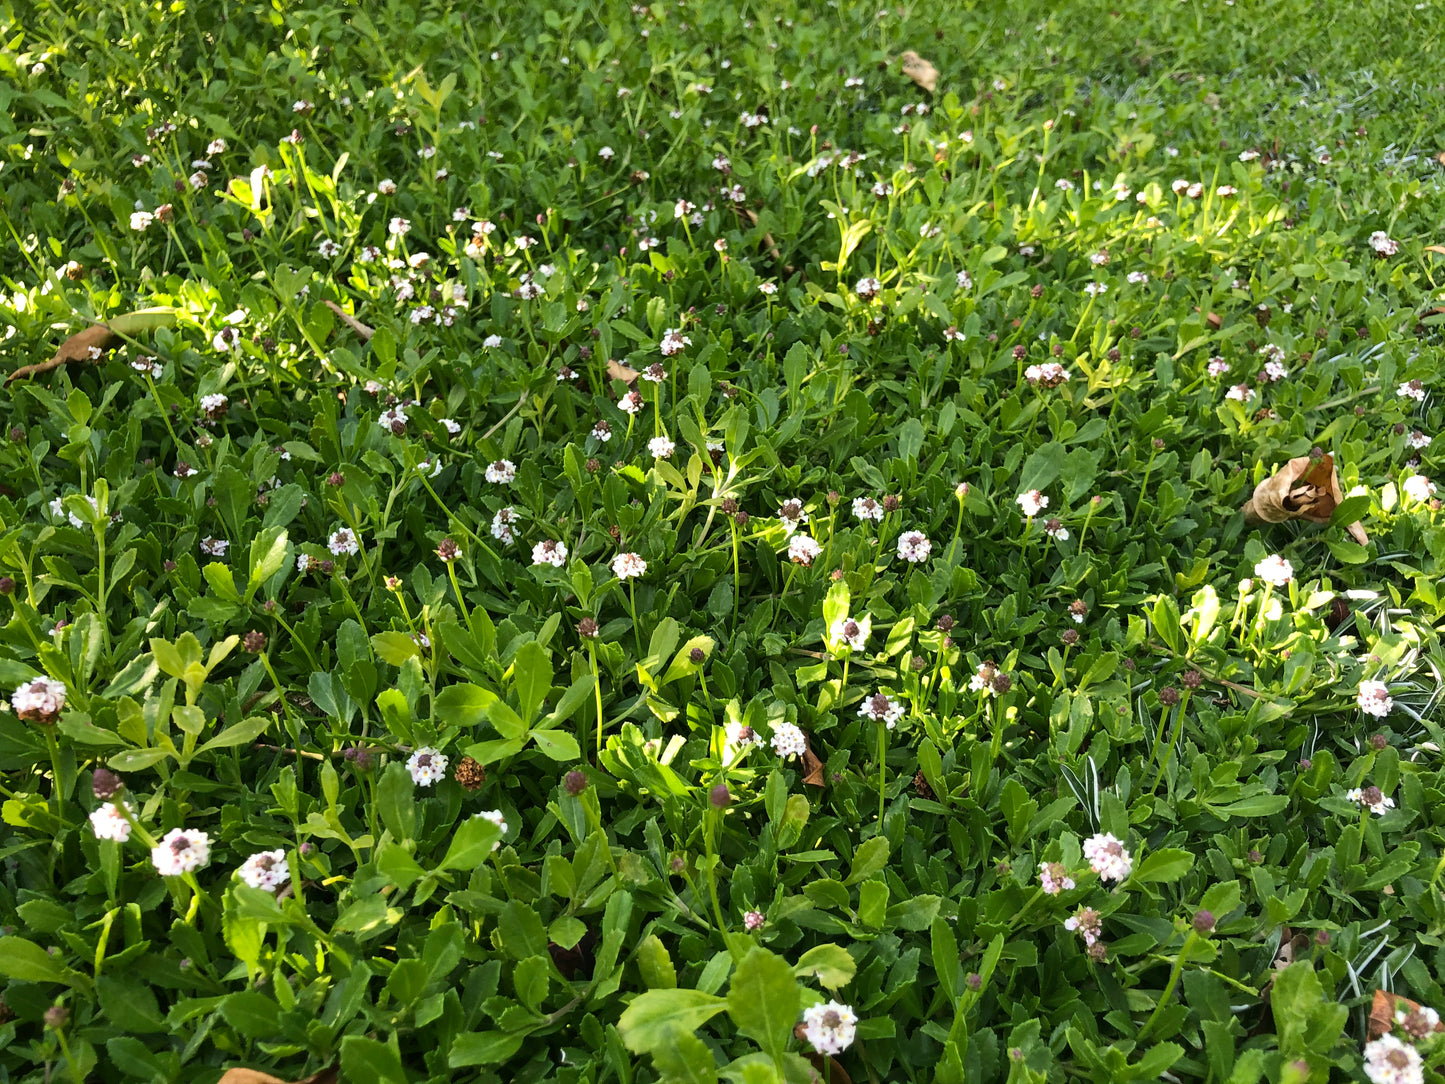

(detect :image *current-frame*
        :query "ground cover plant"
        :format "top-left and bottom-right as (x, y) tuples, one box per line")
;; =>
(2, 0), (1445, 1080)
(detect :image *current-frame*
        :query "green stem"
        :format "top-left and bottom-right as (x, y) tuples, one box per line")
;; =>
(1137, 931), (1201, 1041)
(877, 722), (888, 826)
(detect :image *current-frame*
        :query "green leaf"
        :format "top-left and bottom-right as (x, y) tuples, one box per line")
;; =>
(498, 899), (548, 958)
(530, 727), (581, 761)
(792, 944), (856, 990)
(1018, 441), (1066, 495)
(659, 635), (715, 686)
(651, 1030), (719, 1084)
(202, 560), (240, 602)
(339, 1035), (407, 1084)
(449, 1031), (526, 1067)
(439, 813), (504, 870)
(219, 990), (281, 1039)
(376, 761), (415, 841)
(0, 936), (66, 984)
(618, 989), (727, 1053)
(1329, 494), (1369, 529)
(727, 947), (800, 1063)
(844, 836), (889, 885)
(1132, 848), (1194, 884)
(512, 641), (553, 724)
(434, 682), (498, 729)
(245, 526), (289, 601)
(196, 715), (270, 754)
(371, 631), (420, 666)
(637, 933), (677, 989)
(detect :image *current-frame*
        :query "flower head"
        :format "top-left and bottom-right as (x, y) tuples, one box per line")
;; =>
(800, 1000), (858, 1056)
(474, 809), (507, 849)
(1017, 490), (1049, 517)
(1253, 554), (1293, 588)
(830, 617), (867, 652)
(896, 531), (931, 563)
(787, 534), (822, 565)
(237, 849), (290, 892)
(89, 800), (134, 842)
(1039, 862), (1075, 895)
(648, 435), (675, 459)
(151, 828), (212, 876)
(485, 459), (517, 484)
(1369, 231), (1400, 257)
(659, 328), (691, 356)
(407, 747), (449, 786)
(328, 528), (360, 556)
(612, 552), (647, 579)
(1358, 680), (1393, 718)
(532, 539), (568, 567)
(12, 677), (66, 724)
(490, 507), (518, 543)
(770, 722), (807, 759)
(744, 910), (766, 931)
(1346, 785), (1395, 816)
(1082, 832), (1133, 883)
(858, 692), (905, 728)
(1064, 906), (1103, 946)
(1363, 1032), (1422, 1084)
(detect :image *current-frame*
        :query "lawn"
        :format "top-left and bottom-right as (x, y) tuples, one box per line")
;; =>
(2, 0), (1445, 1081)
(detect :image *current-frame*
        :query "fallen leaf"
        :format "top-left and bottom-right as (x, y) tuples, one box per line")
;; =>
(801, 734), (825, 787)
(1206, 312), (1222, 329)
(216, 1066), (337, 1084)
(1241, 453), (1368, 545)
(8, 309), (179, 384)
(1368, 989), (1445, 1040)
(899, 51), (938, 94)
(606, 359), (640, 384)
(323, 300), (374, 341)
(1423, 245), (1445, 256)
(793, 1025), (854, 1084)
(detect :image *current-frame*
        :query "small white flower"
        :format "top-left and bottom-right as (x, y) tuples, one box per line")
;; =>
(1357, 680), (1393, 718)
(130, 210), (154, 231)
(1039, 862), (1075, 895)
(237, 849), (290, 892)
(1083, 281), (1107, 297)
(1216, 185), (1237, 197)
(770, 722), (807, 760)
(89, 801), (134, 842)
(612, 552), (647, 579)
(388, 216), (411, 236)
(440, 418), (461, 436)
(854, 276), (882, 300)
(896, 531), (931, 563)
(1207, 357), (1230, 378)
(598, 146), (615, 160)
(483, 334), (503, 349)
(858, 691), (905, 728)
(1017, 490), (1049, 517)
(591, 420), (613, 443)
(378, 406), (407, 432)
(199, 536), (229, 557)
(1253, 554), (1293, 588)
(648, 435), (675, 459)
(777, 499), (808, 534)
(532, 540), (568, 567)
(852, 497), (883, 522)
(1346, 786), (1396, 817)
(407, 747), (449, 786)
(787, 534), (822, 565)
(1126, 271), (1149, 285)
(1397, 380), (1427, 402)
(151, 828), (212, 876)
(1082, 832), (1132, 883)
(659, 328), (691, 356)
(1369, 231), (1400, 256)
(12, 677), (67, 720)
(328, 528), (360, 556)
(318, 238), (340, 258)
(800, 1000), (858, 1056)
(1362, 1032), (1422, 1084)
(1407, 430), (1432, 450)
(1225, 383), (1254, 402)
(956, 269), (973, 290)
(485, 459), (517, 484)
(830, 617), (867, 652)
(491, 507), (518, 544)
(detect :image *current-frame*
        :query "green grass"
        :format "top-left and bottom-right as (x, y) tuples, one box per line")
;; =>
(2, 0), (1445, 1081)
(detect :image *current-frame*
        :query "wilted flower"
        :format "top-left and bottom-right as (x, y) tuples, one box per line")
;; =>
(800, 1000), (858, 1056)
(1083, 833), (1133, 883)
(152, 828), (212, 876)
(407, 747), (449, 786)
(237, 849), (290, 892)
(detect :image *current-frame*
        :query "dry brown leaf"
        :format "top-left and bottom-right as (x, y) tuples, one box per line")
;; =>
(1241, 453), (1368, 545)
(801, 734), (825, 787)
(606, 359), (640, 384)
(8, 309), (179, 384)
(1423, 245), (1445, 256)
(323, 300), (374, 341)
(1368, 989), (1445, 1040)
(216, 1066), (337, 1084)
(793, 1025), (854, 1084)
(899, 51), (938, 94)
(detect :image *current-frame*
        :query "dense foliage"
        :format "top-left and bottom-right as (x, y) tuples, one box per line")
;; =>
(2, 0), (1445, 1081)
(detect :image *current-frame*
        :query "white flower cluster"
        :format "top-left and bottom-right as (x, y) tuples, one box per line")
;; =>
(237, 849), (290, 892)
(1082, 832), (1132, 883)
(152, 828), (211, 876)
(800, 1000), (858, 1055)
(12, 677), (66, 720)
(407, 747), (449, 786)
